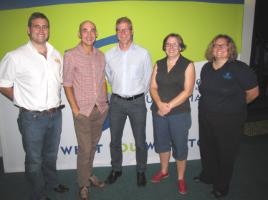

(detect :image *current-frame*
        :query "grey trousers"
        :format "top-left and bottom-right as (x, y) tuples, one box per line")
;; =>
(109, 94), (147, 172)
(74, 107), (108, 187)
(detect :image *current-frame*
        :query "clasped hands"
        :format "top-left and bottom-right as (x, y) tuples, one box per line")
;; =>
(157, 102), (172, 116)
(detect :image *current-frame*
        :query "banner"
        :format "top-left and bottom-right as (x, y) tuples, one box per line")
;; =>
(0, 1), (244, 172)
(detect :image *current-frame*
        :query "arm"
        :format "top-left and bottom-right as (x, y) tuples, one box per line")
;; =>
(143, 51), (153, 93)
(0, 53), (16, 101)
(103, 80), (108, 95)
(0, 87), (13, 101)
(102, 79), (109, 103)
(246, 86), (259, 103)
(168, 62), (196, 109)
(64, 86), (80, 116)
(149, 64), (170, 116)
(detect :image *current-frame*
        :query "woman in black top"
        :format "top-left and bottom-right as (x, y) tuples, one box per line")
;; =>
(150, 33), (195, 194)
(195, 34), (259, 198)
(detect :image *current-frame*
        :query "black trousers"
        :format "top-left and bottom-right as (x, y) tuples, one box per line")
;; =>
(198, 110), (246, 194)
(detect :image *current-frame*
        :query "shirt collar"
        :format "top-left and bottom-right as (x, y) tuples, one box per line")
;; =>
(116, 42), (135, 52)
(77, 43), (97, 56)
(27, 41), (53, 55)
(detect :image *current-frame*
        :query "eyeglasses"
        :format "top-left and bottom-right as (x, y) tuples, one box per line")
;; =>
(31, 24), (49, 31)
(165, 43), (179, 48)
(116, 29), (131, 33)
(213, 44), (228, 49)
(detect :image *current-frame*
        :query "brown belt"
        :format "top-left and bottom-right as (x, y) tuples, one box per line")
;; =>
(19, 104), (65, 114)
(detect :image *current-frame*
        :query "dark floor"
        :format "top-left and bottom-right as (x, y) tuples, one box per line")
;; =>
(0, 134), (268, 200)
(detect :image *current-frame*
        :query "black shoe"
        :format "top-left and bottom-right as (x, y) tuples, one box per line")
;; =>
(211, 190), (227, 199)
(53, 184), (69, 193)
(193, 176), (201, 183)
(105, 170), (122, 184)
(193, 176), (212, 184)
(137, 172), (146, 187)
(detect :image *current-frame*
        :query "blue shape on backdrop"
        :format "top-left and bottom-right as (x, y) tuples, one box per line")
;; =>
(95, 35), (118, 48)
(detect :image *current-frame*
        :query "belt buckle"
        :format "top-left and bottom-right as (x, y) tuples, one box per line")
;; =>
(47, 108), (56, 113)
(129, 96), (135, 101)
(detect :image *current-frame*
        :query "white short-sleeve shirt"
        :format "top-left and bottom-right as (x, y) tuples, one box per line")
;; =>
(0, 41), (63, 111)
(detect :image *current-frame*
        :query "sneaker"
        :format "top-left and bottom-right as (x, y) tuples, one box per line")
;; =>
(178, 179), (187, 195)
(89, 175), (105, 188)
(80, 186), (88, 200)
(151, 171), (169, 183)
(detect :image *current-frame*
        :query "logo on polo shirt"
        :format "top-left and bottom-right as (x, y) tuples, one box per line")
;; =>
(223, 72), (232, 80)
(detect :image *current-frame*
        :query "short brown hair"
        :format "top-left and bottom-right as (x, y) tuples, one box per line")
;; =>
(162, 33), (186, 52)
(28, 12), (49, 28)
(115, 17), (133, 31)
(205, 34), (238, 62)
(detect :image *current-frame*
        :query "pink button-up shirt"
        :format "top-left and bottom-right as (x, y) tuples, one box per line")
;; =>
(63, 44), (108, 117)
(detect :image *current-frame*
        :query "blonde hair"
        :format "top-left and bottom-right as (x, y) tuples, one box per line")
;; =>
(205, 34), (238, 62)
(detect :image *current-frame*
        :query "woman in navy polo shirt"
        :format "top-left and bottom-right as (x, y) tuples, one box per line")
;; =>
(195, 34), (259, 198)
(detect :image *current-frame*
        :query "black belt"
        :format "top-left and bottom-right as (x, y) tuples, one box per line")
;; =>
(113, 93), (144, 101)
(19, 104), (65, 114)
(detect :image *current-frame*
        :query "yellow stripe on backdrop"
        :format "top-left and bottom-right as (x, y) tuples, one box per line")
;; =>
(0, 1), (243, 62)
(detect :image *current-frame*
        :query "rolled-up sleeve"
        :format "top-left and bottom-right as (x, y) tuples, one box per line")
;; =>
(0, 53), (16, 87)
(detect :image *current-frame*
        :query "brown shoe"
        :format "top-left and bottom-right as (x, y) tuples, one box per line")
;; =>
(80, 186), (88, 200)
(89, 175), (105, 188)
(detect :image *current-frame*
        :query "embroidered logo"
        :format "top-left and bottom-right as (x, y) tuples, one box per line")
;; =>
(222, 72), (232, 80)
(54, 58), (61, 65)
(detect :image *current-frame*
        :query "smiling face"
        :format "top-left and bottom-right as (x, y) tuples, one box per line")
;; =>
(79, 21), (97, 47)
(116, 21), (133, 46)
(27, 18), (49, 45)
(165, 36), (181, 58)
(212, 37), (229, 60)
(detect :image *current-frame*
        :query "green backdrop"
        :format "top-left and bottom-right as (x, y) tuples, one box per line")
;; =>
(0, 1), (243, 63)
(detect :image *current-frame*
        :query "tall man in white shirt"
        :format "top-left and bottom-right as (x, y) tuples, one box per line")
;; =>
(105, 17), (152, 187)
(0, 12), (68, 200)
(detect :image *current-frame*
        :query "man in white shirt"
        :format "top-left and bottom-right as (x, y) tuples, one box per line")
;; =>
(0, 12), (68, 200)
(105, 17), (152, 187)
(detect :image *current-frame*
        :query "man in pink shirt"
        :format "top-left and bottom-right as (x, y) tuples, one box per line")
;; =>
(63, 20), (108, 200)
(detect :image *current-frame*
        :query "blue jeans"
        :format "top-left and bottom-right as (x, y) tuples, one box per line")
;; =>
(17, 109), (62, 200)
(109, 94), (147, 172)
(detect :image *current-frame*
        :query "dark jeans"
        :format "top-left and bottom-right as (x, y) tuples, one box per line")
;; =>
(17, 109), (62, 200)
(109, 94), (147, 172)
(198, 111), (245, 194)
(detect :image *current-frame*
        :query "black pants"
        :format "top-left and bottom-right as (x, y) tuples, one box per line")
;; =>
(198, 111), (245, 194)
(109, 94), (147, 172)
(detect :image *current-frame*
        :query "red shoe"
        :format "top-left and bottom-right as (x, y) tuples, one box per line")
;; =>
(151, 171), (169, 183)
(178, 179), (187, 195)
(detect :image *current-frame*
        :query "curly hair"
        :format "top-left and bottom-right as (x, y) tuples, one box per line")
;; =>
(205, 34), (238, 62)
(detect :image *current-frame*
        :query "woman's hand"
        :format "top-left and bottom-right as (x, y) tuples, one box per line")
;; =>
(157, 101), (171, 116)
